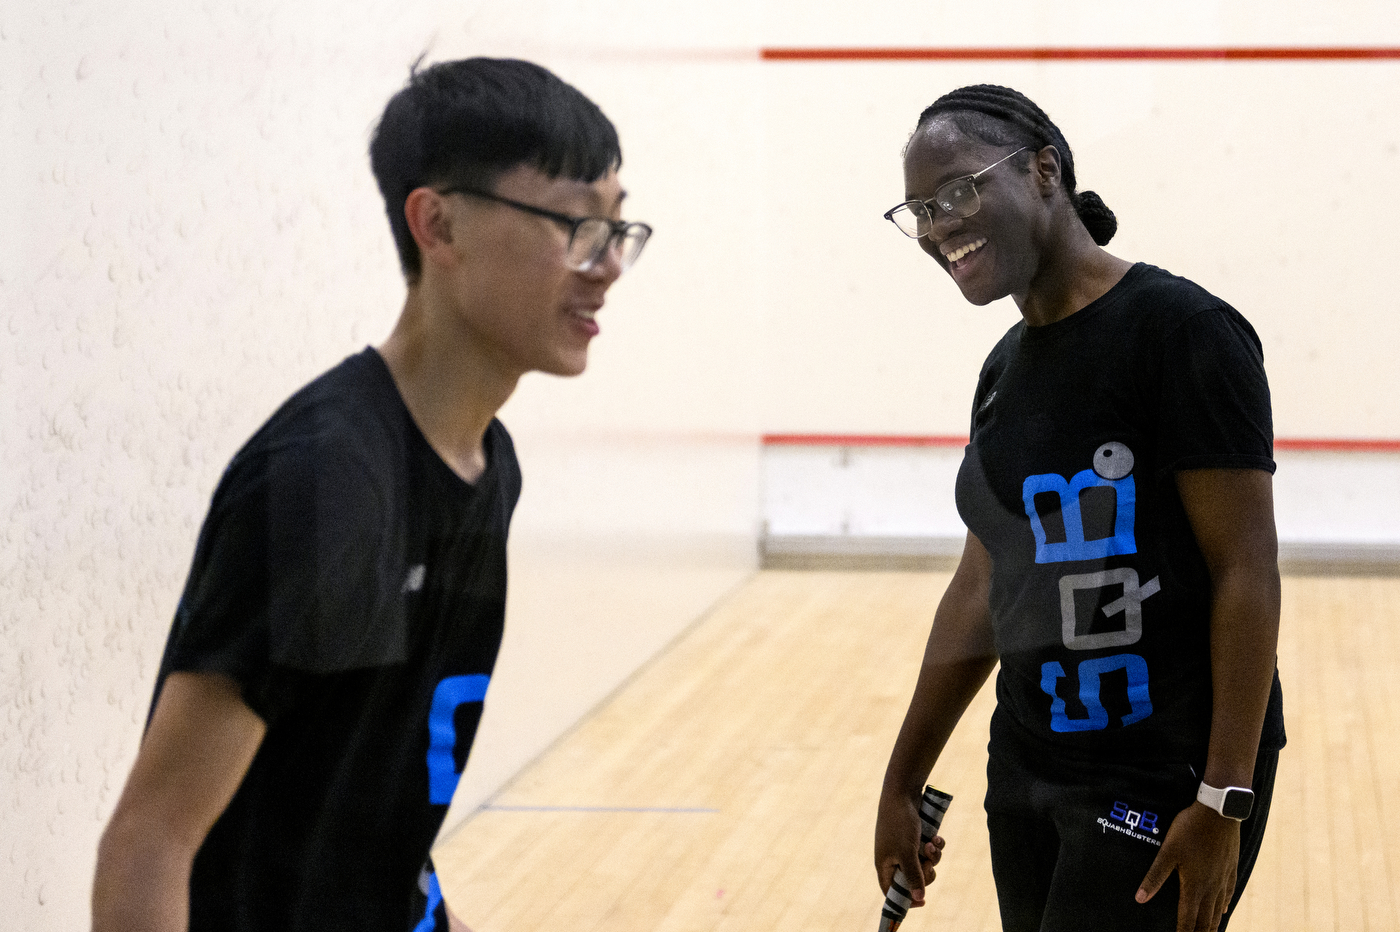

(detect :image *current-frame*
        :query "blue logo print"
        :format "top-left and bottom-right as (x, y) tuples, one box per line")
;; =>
(426, 674), (490, 804)
(1026, 444), (1159, 734)
(1097, 800), (1163, 846)
(1110, 800), (1160, 835)
(1022, 442), (1137, 564)
(1040, 654), (1153, 732)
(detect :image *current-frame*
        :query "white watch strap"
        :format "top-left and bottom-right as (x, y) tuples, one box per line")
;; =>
(1197, 781), (1252, 819)
(1197, 782), (1226, 810)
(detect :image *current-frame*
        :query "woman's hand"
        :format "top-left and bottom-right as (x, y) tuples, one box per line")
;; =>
(874, 786), (945, 907)
(1136, 801), (1241, 932)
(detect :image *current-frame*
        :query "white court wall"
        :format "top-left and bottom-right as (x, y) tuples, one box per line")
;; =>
(752, 2), (1400, 563)
(758, 56), (1400, 437)
(5, 1), (1400, 928)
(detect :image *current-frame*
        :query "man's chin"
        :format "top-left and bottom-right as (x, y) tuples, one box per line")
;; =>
(538, 352), (589, 378)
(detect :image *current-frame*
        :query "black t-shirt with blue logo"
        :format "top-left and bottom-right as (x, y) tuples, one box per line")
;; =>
(955, 263), (1285, 767)
(152, 348), (520, 931)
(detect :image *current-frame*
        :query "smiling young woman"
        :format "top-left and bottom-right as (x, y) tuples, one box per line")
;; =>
(874, 85), (1285, 932)
(886, 85), (1131, 324)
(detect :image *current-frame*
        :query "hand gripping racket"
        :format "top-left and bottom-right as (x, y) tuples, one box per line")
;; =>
(878, 785), (953, 932)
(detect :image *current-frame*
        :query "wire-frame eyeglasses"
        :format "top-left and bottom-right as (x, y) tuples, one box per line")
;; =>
(883, 147), (1029, 239)
(440, 186), (653, 273)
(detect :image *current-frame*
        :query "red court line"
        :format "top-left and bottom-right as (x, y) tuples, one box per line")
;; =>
(761, 47), (1400, 62)
(763, 434), (1400, 453)
(1274, 438), (1400, 452)
(763, 434), (969, 447)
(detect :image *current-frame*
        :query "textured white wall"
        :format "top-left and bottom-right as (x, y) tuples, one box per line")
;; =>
(3, 3), (446, 924)
(1, 2), (764, 927)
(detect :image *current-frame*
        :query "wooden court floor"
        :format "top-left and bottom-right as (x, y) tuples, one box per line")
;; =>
(436, 571), (1400, 932)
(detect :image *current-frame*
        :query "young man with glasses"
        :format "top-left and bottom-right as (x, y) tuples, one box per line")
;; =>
(92, 58), (650, 932)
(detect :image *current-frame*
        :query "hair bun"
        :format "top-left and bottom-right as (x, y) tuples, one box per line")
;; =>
(1072, 190), (1117, 245)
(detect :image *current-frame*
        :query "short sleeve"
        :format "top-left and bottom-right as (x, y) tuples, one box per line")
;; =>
(1156, 305), (1275, 475)
(165, 433), (408, 719)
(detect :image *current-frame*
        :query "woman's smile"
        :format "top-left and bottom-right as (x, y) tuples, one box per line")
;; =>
(942, 236), (988, 271)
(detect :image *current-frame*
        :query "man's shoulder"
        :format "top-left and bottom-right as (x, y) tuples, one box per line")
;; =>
(484, 418), (520, 482)
(269, 348), (400, 440)
(233, 349), (405, 474)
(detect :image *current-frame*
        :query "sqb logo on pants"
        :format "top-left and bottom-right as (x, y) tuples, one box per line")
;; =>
(1110, 800), (1158, 834)
(1095, 800), (1163, 846)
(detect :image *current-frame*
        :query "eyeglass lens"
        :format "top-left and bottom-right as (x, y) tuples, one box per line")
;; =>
(888, 179), (981, 238)
(936, 179), (979, 217)
(566, 220), (650, 272)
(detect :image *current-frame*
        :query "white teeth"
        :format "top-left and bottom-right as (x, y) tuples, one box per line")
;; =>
(574, 308), (597, 321)
(945, 238), (987, 263)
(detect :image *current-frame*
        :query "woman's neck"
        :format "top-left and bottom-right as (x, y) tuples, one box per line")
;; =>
(1015, 230), (1133, 328)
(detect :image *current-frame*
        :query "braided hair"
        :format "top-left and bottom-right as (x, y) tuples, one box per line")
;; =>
(915, 85), (1117, 246)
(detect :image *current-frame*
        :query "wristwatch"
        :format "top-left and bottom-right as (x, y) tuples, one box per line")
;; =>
(1197, 782), (1254, 820)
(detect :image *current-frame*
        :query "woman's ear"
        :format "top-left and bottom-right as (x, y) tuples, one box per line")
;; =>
(1033, 146), (1063, 195)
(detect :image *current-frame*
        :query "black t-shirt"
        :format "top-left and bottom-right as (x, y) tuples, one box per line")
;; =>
(152, 348), (521, 932)
(955, 263), (1285, 766)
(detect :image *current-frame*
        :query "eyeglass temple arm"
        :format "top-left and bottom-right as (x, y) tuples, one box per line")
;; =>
(972, 146), (1031, 180)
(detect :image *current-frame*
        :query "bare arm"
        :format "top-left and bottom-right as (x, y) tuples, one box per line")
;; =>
(92, 672), (267, 932)
(875, 531), (999, 906)
(1138, 468), (1280, 931)
(1184, 469), (1281, 793)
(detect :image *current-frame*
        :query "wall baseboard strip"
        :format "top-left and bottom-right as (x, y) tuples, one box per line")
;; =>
(1276, 542), (1400, 576)
(760, 535), (1400, 575)
(760, 534), (965, 571)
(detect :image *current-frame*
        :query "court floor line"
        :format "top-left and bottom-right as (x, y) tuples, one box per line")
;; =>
(480, 805), (720, 814)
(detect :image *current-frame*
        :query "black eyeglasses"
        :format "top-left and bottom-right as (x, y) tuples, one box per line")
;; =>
(439, 186), (652, 273)
(883, 147), (1029, 238)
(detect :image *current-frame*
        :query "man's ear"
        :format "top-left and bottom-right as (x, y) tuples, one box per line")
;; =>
(404, 187), (456, 269)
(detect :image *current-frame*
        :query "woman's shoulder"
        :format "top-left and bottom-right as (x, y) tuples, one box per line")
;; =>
(1118, 263), (1233, 317)
(979, 318), (1024, 371)
(1112, 264), (1263, 366)
(1103, 263), (1259, 344)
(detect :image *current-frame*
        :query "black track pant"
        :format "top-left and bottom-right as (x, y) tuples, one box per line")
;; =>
(985, 740), (1279, 932)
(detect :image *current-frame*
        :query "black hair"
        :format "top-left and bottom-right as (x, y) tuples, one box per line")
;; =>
(915, 84), (1117, 245)
(369, 57), (622, 280)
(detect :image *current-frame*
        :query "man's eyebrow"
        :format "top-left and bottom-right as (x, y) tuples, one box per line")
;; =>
(578, 183), (624, 206)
